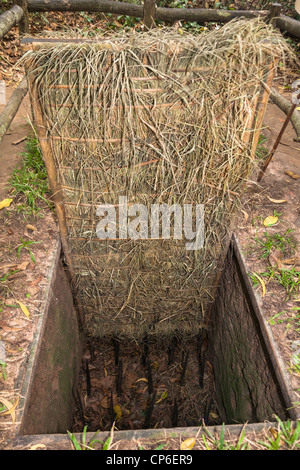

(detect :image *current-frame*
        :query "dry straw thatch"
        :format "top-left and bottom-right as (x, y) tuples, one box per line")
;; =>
(25, 18), (295, 342)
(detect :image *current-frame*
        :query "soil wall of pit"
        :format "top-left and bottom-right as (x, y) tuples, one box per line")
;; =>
(18, 252), (81, 435)
(209, 236), (290, 424)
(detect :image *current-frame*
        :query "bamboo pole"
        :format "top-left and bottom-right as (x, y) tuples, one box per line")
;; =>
(250, 60), (278, 161)
(25, 66), (85, 326)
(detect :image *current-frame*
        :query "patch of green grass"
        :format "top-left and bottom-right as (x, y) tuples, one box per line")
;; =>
(67, 425), (110, 450)
(254, 229), (297, 259)
(9, 136), (52, 216)
(254, 266), (300, 299)
(256, 134), (269, 160)
(16, 237), (42, 264)
(269, 307), (300, 333)
(202, 423), (249, 450)
(259, 417), (300, 450)
(0, 360), (7, 381)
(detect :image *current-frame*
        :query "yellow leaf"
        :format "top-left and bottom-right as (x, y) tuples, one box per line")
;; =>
(26, 224), (37, 232)
(0, 396), (19, 422)
(0, 199), (13, 210)
(241, 210), (249, 222)
(113, 405), (122, 421)
(29, 444), (47, 450)
(267, 196), (287, 204)
(210, 411), (219, 419)
(251, 272), (266, 297)
(180, 438), (196, 451)
(136, 378), (148, 383)
(263, 216), (278, 227)
(284, 170), (299, 179)
(16, 300), (30, 319)
(156, 390), (168, 404)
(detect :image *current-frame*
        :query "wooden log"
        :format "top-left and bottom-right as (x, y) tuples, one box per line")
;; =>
(0, 77), (28, 145)
(27, 0), (268, 23)
(267, 2), (281, 25)
(0, 5), (24, 40)
(143, 0), (156, 30)
(16, 0), (29, 34)
(276, 15), (300, 38)
(270, 87), (300, 142)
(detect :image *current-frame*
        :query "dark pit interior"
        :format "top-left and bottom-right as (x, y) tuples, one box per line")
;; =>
(72, 333), (217, 432)
(18, 235), (293, 438)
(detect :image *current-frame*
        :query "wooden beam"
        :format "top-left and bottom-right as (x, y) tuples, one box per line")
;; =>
(0, 5), (24, 40)
(0, 77), (28, 145)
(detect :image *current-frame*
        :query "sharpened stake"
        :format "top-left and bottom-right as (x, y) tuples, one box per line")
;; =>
(147, 359), (153, 395)
(85, 358), (91, 396)
(171, 398), (178, 427)
(180, 351), (189, 386)
(89, 342), (95, 363)
(144, 390), (157, 429)
(199, 349), (206, 388)
(168, 337), (177, 365)
(204, 397), (213, 425)
(112, 337), (120, 366)
(109, 388), (115, 427)
(73, 388), (85, 428)
(141, 335), (149, 366)
(116, 358), (123, 397)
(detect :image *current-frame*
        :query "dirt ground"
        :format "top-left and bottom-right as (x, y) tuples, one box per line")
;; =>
(0, 33), (299, 449)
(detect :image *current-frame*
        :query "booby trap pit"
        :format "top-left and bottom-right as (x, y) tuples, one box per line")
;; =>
(14, 20), (298, 443)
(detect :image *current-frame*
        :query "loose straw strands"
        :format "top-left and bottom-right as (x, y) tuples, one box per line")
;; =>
(24, 19), (296, 341)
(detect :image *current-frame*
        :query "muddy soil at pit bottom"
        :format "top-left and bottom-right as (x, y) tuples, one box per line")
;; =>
(72, 334), (220, 433)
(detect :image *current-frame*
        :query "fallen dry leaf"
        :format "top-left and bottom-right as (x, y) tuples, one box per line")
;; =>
(251, 272), (266, 297)
(263, 216), (278, 227)
(241, 210), (249, 222)
(30, 276), (43, 286)
(28, 444), (47, 450)
(0, 199), (13, 210)
(284, 170), (299, 179)
(16, 260), (29, 271)
(180, 438), (196, 451)
(267, 196), (287, 204)
(16, 300), (30, 319)
(26, 224), (37, 232)
(269, 250), (283, 267)
(0, 395), (19, 422)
